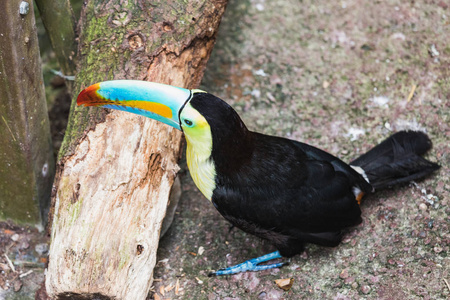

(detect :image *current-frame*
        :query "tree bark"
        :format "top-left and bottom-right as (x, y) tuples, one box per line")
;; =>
(0, 0), (55, 228)
(45, 0), (227, 299)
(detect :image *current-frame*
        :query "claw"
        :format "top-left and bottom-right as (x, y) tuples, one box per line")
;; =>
(208, 251), (287, 276)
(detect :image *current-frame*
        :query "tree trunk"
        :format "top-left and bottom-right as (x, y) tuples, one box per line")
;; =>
(0, 0), (55, 228)
(45, 0), (227, 299)
(35, 0), (77, 91)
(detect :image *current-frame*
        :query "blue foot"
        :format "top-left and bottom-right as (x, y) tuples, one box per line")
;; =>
(208, 251), (287, 276)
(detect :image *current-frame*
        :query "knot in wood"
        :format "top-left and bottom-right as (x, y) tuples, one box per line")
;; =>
(71, 183), (81, 204)
(163, 22), (174, 32)
(128, 34), (144, 50)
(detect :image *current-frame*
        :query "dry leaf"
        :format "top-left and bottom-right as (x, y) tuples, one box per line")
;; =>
(3, 229), (14, 235)
(165, 284), (175, 292)
(274, 278), (294, 291)
(195, 277), (203, 284)
(175, 279), (180, 295)
(154, 293), (161, 300)
(159, 285), (165, 296)
(14, 279), (23, 292)
(40, 257), (48, 264)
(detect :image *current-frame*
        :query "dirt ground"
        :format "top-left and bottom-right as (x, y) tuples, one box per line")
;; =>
(1, 0), (448, 299)
(152, 0), (449, 299)
(0, 222), (48, 299)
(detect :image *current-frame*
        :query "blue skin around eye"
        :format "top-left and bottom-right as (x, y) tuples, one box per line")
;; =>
(183, 119), (194, 127)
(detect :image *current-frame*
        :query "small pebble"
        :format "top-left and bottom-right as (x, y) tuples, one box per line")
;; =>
(11, 234), (19, 242)
(361, 285), (371, 294)
(18, 240), (29, 250)
(345, 276), (355, 284)
(35, 243), (49, 256)
(258, 291), (267, 299)
(419, 203), (427, 211)
(340, 268), (349, 279)
(433, 246), (443, 253)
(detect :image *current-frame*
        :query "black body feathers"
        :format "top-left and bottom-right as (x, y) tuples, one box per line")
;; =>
(210, 133), (366, 256)
(189, 93), (440, 258)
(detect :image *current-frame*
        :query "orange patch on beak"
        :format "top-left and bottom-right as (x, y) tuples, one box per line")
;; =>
(120, 100), (173, 119)
(77, 83), (103, 106)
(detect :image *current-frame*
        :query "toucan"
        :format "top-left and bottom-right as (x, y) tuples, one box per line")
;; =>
(77, 80), (440, 276)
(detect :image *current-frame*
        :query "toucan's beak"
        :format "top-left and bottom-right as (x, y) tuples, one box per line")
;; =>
(77, 80), (191, 130)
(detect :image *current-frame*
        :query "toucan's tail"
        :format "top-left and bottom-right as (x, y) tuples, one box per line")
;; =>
(350, 131), (440, 190)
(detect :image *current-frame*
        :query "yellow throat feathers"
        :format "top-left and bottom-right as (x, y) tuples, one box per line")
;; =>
(181, 103), (217, 200)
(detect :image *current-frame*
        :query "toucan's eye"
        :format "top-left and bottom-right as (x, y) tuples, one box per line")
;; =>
(183, 119), (194, 127)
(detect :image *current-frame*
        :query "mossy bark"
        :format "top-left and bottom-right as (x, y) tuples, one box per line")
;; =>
(45, 0), (228, 299)
(0, 0), (55, 228)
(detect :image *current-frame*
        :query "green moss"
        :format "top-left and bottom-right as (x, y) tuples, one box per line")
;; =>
(67, 196), (83, 226)
(118, 243), (131, 270)
(59, 0), (222, 158)
(0, 129), (41, 224)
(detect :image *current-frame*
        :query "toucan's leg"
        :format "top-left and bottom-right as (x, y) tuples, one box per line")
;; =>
(208, 251), (287, 276)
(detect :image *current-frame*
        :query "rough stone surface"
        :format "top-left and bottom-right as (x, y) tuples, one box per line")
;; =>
(152, 0), (449, 299)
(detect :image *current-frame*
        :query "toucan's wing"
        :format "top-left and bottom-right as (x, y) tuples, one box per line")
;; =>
(212, 164), (362, 234)
(289, 138), (373, 193)
(211, 133), (363, 236)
